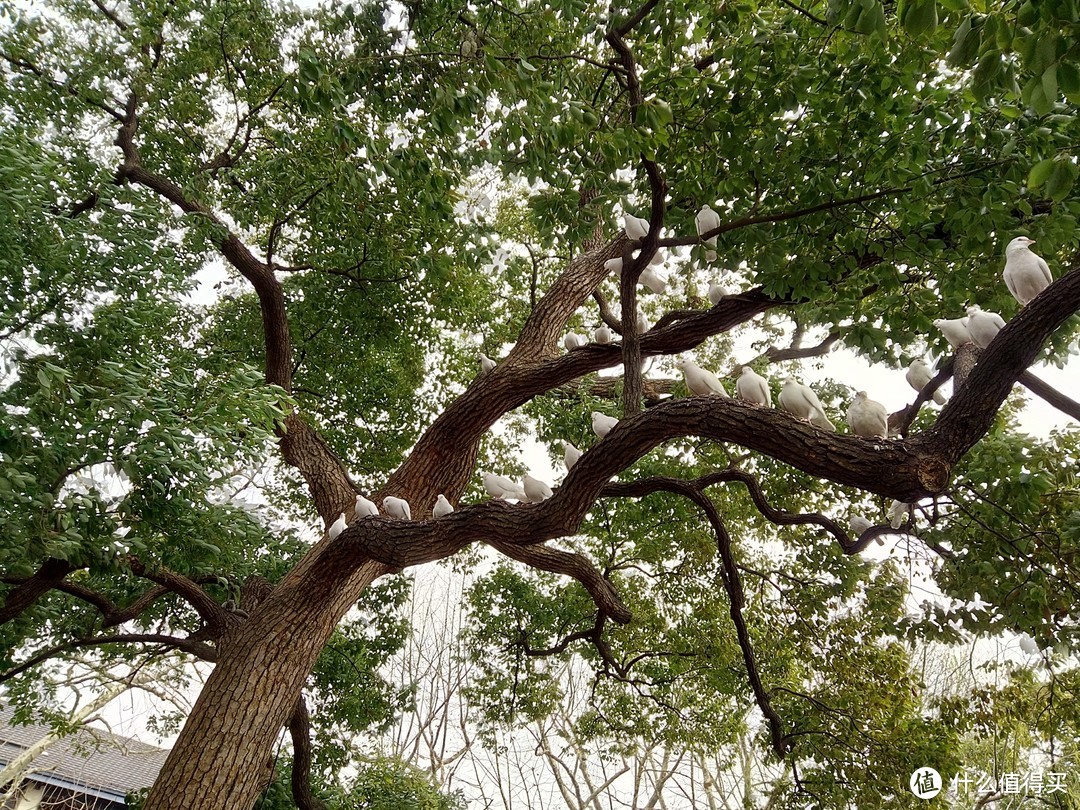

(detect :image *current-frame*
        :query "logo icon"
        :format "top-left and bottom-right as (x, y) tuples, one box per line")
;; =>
(910, 767), (942, 799)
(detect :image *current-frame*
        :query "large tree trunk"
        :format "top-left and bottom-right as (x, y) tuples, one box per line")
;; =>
(142, 560), (384, 810)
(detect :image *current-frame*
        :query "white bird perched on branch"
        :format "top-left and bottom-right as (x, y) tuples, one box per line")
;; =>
(564, 332), (587, 351)
(887, 499), (910, 529)
(382, 496), (411, 520)
(594, 326), (614, 344)
(636, 312), (649, 333)
(432, 494), (453, 518)
(677, 358), (729, 397)
(965, 305), (1006, 349)
(933, 317), (972, 348)
(847, 391), (889, 439)
(523, 474), (553, 502)
(849, 515), (873, 536)
(479, 353), (497, 373)
(591, 411), (619, 438)
(905, 359), (946, 405)
(561, 440), (582, 469)
(1003, 236), (1052, 306)
(647, 247), (665, 266)
(328, 512), (347, 540)
(736, 366), (771, 406)
(483, 473), (527, 500)
(707, 282), (728, 305)
(696, 204), (721, 262)
(638, 266), (667, 294)
(604, 257), (623, 273)
(623, 213), (650, 242)
(779, 378), (834, 431)
(354, 494), (379, 519)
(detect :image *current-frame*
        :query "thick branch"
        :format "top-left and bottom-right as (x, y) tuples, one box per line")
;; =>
(0, 559), (75, 625)
(113, 96), (292, 392)
(924, 259), (1080, 460)
(51, 581), (170, 628)
(1019, 369), (1080, 422)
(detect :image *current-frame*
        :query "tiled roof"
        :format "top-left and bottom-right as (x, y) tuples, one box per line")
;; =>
(0, 705), (170, 800)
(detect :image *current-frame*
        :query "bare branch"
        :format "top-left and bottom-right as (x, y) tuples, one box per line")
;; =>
(764, 330), (840, 363)
(90, 0), (129, 31)
(1019, 369), (1080, 422)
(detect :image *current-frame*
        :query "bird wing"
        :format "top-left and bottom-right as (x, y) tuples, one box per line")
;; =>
(1037, 255), (1053, 285)
(1003, 265), (1020, 300)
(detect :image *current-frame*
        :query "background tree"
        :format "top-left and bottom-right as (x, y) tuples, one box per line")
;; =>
(1, 0), (1079, 808)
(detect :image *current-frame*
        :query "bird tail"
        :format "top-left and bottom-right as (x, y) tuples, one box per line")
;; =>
(811, 412), (836, 432)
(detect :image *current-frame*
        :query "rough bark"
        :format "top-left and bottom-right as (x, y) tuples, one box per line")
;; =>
(142, 561), (384, 809)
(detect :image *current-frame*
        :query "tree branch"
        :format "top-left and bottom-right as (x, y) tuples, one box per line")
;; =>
(674, 483), (791, 758)
(1018, 369), (1080, 422)
(486, 539), (632, 624)
(287, 695), (327, 810)
(0, 559), (76, 625)
(1, 634), (217, 683)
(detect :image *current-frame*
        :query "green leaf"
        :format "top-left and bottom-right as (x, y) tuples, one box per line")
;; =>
(1045, 160), (1078, 201)
(1027, 158), (1055, 189)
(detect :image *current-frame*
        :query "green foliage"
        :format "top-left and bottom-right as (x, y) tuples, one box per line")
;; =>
(1, 0), (1080, 805)
(338, 756), (466, 810)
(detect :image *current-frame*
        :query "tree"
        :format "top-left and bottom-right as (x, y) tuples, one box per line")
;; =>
(1, 0), (1079, 807)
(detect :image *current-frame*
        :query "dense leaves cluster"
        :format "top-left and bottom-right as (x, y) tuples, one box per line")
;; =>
(1, 0), (1079, 807)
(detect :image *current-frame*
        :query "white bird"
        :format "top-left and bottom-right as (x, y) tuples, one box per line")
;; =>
(638, 266), (667, 294)
(849, 515), (873, 536)
(522, 474), (553, 503)
(677, 358), (729, 397)
(564, 332), (587, 351)
(432, 494), (453, 518)
(647, 247), (665, 266)
(906, 359), (947, 405)
(354, 494), (379, 519)
(736, 366), (771, 406)
(592, 411), (619, 438)
(707, 282), (728, 305)
(561, 440), (582, 469)
(604, 257), (623, 273)
(887, 499), (909, 529)
(623, 213), (650, 242)
(479, 353), (497, 373)
(847, 391), (889, 439)
(483, 473), (527, 500)
(965, 305), (1006, 349)
(1018, 633), (1039, 655)
(696, 204), (721, 262)
(933, 317), (973, 348)
(1003, 236), (1052, 306)
(779, 378), (835, 431)
(636, 312), (649, 333)
(382, 496), (411, 520)
(328, 512), (347, 540)
(594, 326), (614, 344)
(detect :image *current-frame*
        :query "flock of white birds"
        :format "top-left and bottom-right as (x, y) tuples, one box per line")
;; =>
(327, 220), (1054, 544)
